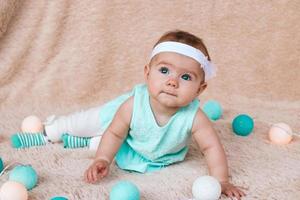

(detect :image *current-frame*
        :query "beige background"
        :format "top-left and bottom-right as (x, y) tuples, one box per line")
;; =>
(0, 0), (299, 199)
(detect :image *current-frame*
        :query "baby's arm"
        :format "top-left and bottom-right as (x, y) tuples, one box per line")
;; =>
(84, 97), (133, 183)
(192, 109), (245, 199)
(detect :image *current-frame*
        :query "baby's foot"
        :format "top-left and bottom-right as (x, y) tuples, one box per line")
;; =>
(61, 133), (91, 148)
(11, 132), (46, 148)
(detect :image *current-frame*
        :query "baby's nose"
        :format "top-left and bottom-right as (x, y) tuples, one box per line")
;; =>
(166, 78), (178, 88)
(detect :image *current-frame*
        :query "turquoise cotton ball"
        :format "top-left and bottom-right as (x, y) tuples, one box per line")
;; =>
(9, 165), (38, 190)
(50, 197), (68, 200)
(202, 100), (223, 121)
(0, 158), (3, 173)
(110, 181), (140, 200)
(232, 114), (254, 136)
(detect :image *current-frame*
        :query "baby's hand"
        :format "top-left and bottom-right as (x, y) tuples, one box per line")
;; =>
(220, 181), (246, 200)
(84, 158), (110, 183)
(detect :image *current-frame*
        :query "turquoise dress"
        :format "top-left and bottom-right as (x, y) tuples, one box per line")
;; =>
(98, 84), (200, 173)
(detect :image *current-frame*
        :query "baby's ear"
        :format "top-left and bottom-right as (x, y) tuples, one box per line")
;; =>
(197, 82), (207, 95)
(144, 64), (150, 78)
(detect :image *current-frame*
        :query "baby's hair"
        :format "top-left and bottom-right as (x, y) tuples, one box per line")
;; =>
(154, 30), (211, 61)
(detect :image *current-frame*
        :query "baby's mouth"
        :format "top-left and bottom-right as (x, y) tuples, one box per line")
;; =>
(162, 91), (177, 97)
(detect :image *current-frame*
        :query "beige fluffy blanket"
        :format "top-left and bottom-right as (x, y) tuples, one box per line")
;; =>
(0, 0), (299, 199)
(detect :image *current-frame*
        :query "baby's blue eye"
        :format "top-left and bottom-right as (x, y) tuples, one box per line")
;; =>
(159, 67), (169, 74)
(181, 74), (192, 81)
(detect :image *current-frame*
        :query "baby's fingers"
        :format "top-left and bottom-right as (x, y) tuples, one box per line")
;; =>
(231, 190), (242, 200)
(83, 170), (88, 182)
(86, 166), (100, 183)
(225, 188), (245, 200)
(92, 167), (101, 182)
(237, 188), (246, 197)
(84, 168), (92, 183)
(223, 190), (234, 199)
(233, 187), (246, 199)
(87, 168), (96, 183)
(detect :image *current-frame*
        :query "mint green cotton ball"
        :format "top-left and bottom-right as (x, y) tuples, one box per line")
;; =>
(50, 197), (68, 200)
(232, 114), (254, 136)
(110, 181), (140, 200)
(202, 100), (223, 121)
(0, 158), (3, 173)
(9, 165), (38, 190)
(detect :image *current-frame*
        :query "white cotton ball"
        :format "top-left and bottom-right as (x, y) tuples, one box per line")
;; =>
(21, 115), (43, 133)
(192, 176), (221, 200)
(269, 123), (293, 145)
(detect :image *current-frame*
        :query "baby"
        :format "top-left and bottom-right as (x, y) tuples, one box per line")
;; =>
(13, 30), (245, 199)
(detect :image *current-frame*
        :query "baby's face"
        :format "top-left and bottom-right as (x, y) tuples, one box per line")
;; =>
(145, 52), (206, 109)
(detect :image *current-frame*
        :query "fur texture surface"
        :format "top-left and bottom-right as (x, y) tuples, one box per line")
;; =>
(0, 0), (299, 199)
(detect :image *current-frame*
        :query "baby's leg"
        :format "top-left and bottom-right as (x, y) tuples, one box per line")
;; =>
(44, 105), (104, 142)
(11, 90), (132, 149)
(88, 136), (102, 151)
(11, 106), (104, 149)
(45, 91), (132, 144)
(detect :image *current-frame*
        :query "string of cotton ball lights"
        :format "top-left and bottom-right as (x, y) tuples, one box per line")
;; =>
(3, 107), (297, 200)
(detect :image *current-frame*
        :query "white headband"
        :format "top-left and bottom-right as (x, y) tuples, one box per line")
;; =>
(150, 41), (217, 81)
